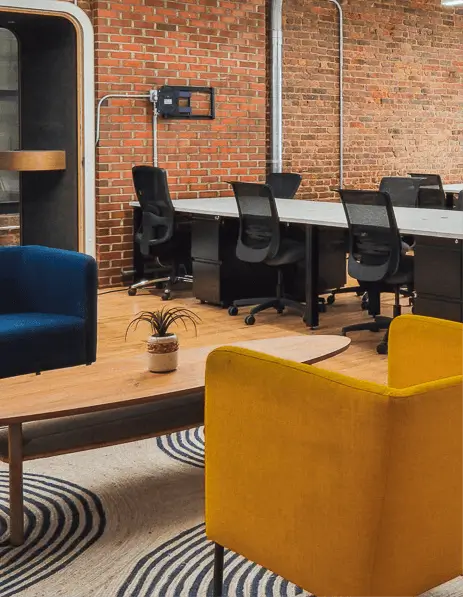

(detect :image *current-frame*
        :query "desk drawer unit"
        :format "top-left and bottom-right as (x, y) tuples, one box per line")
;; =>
(191, 216), (277, 306)
(414, 237), (463, 322)
(191, 217), (347, 307)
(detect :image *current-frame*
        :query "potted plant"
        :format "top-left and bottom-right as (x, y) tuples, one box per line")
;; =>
(126, 307), (200, 373)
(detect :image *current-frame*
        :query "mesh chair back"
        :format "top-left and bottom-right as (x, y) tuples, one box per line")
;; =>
(230, 182), (280, 263)
(338, 189), (402, 283)
(132, 166), (175, 256)
(409, 173), (446, 209)
(456, 191), (463, 211)
(379, 176), (423, 207)
(266, 172), (302, 199)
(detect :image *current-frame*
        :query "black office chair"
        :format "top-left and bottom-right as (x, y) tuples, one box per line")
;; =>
(379, 176), (423, 207)
(228, 182), (305, 325)
(128, 166), (192, 299)
(265, 172), (302, 199)
(456, 191), (463, 211)
(337, 189), (414, 355)
(409, 173), (446, 209)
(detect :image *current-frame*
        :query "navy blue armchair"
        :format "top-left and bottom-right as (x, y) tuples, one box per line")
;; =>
(0, 245), (97, 379)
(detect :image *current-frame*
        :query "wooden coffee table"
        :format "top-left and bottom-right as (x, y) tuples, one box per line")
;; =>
(0, 334), (350, 545)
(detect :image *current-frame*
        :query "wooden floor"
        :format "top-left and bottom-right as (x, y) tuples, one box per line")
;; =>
(97, 285), (399, 385)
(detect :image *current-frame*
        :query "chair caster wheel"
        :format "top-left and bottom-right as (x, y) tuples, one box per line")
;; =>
(276, 307), (285, 314)
(245, 315), (256, 326)
(228, 306), (239, 316)
(128, 288), (137, 296)
(161, 291), (171, 301)
(327, 295), (335, 305)
(200, 300), (206, 304)
(377, 343), (388, 355)
(361, 301), (369, 311)
(341, 330), (347, 337)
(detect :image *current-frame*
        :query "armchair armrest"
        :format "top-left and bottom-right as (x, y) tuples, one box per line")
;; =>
(388, 315), (462, 388)
(205, 346), (391, 596)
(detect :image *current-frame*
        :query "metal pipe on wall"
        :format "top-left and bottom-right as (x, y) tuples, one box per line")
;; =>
(271, 0), (283, 174)
(328, 0), (344, 188)
(270, 0), (344, 187)
(95, 93), (158, 167)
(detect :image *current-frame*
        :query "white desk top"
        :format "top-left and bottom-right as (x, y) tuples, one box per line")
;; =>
(443, 184), (463, 193)
(171, 197), (463, 240)
(129, 197), (463, 240)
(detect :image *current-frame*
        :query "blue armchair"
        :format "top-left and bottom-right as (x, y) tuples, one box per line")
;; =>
(0, 245), (97, 379)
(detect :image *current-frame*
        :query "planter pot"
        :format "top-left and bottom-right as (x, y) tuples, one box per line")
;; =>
(147, 333), (179, 373)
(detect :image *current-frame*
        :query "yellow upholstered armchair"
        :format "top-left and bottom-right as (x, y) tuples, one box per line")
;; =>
(205, 315), (463, 597)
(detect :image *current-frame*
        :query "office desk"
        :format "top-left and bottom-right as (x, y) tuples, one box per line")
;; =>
(172, 198), (463, 327)
(129, 200), (347, 313)
(443, 184), (463, 194)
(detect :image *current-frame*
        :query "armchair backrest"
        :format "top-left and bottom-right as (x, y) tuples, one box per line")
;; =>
(205, 336), (462, 596)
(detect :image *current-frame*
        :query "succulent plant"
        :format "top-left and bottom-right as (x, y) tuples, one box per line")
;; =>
(126, 307), (201, 339)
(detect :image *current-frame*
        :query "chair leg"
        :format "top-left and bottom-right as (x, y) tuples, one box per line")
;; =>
(213, 543), (224, 597)
(9, 423), (25, 546)
(250, 299), (280, 316)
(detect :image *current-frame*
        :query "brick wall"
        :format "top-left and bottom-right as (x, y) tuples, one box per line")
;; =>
(283, 0), (463, 199)
(90, 0), (267, 286)
(11, 0), (459, 284)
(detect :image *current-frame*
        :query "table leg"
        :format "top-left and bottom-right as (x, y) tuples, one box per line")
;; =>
(8, 423), (25, 546)
(304, 224), (319, 329)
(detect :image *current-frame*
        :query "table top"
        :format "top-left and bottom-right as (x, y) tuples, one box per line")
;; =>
(170, 197), (463, 240)
(443, 184), (463, 193)
(0, 335), (350, 425)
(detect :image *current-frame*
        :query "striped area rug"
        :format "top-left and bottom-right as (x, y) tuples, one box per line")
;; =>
(0, 427), (310, 596)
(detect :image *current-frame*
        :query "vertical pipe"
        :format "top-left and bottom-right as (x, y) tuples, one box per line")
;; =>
(151, 90), (158, 167)
(328, 0), (344, 188)
(271, 0), (283, 174)
(270, 0), (344, 186)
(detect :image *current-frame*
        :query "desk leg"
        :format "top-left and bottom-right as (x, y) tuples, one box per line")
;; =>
(132, 206), (145, 282)
(304, 225), (319, 329)
(9, 423), (25, 545)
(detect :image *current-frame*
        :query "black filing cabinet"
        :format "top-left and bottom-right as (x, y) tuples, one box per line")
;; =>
(414, 236), (463, 322)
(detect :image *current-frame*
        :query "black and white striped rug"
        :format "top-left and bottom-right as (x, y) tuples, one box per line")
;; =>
(0, 428), (310, 596)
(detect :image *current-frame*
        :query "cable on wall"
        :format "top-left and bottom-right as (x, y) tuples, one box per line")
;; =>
(95, 93), (158, 167)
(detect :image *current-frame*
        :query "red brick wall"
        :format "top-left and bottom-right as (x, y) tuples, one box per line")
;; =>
(283, 0), (463, 199)
(89, 0), (267, 286)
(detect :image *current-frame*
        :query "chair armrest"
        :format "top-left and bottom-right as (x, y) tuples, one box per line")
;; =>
(388, 315), (462, 388)
(205, 346), (391, 596)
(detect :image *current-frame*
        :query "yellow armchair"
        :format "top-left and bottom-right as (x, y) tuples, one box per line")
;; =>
(205, 315), (463, 597)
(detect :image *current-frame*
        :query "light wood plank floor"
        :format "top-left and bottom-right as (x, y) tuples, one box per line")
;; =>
(96, 285), (401, 385)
